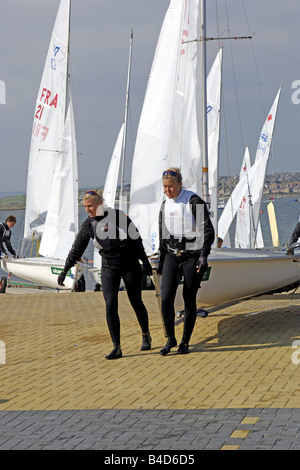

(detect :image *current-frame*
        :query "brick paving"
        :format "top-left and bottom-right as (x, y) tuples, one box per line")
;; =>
(0, 289), (300, 450)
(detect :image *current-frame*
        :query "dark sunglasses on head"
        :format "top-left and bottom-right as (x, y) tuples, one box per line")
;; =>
(162, 170), (178, 177)
(85, 190), (98, 196)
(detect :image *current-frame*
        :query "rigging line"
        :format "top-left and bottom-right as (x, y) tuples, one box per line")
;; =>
(214, 0), (232, 182)
(241, 0), (265, 119)
(241, 0), (276, 176)
(67, 58), (83, 159)
(214, 0), (234, 217)
(224, 0), (245, 157)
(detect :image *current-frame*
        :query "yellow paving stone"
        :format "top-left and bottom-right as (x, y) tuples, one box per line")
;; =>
(221, 445), (240, 450)
(240, 417), (260, 425)
(230, 430), (250, 439)
(0, 290), (300, 410)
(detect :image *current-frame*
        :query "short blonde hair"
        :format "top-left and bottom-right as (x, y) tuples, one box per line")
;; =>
(162, 167), (182, 184)
(83, 189), (103, 204)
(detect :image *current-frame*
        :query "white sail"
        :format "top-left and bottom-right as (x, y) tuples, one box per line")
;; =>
(234, 147), (252, 248)
(234, 147), (264, 248)
(24, 0), (70, 242)
(103, 123), (125, 208)
(129, 0), (202, 255)
(218, 87), (281, 246)
(250, 86), (281, 243)
(207, 48), (222, 240)
(39, 97), (78, 259)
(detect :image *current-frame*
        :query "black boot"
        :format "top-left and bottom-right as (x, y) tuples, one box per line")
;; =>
(177, 342), (189, 354)
(159, 337), (177, 356)
(141, 333), (152, 351)
(105, 344), (122, 360)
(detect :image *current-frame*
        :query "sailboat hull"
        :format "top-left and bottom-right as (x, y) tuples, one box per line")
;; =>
(174, 248), (300, 309)
(1, 257), (86, 291)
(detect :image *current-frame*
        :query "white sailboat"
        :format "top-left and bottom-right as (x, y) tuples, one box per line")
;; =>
(1, 0), (87, 290)
(219, 87), (281, 249)
(235, 149), (265, 249)
(129, 0), (300, 309)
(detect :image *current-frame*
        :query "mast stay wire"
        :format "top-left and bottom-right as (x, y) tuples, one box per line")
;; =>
(224, 0), (245, 159)
(241, 0), (276, 175)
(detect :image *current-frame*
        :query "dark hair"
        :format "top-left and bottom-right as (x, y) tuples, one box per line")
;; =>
(6, 215), (16, 223)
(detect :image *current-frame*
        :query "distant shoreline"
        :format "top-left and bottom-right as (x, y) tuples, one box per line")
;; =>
(0, 194), (26, 211)
(0, 191), (299, 212)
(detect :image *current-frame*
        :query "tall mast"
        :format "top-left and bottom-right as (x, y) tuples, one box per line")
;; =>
(200, 0), (209, 206)
(120, 29), (133, 209)
(64, 0), (71, 121)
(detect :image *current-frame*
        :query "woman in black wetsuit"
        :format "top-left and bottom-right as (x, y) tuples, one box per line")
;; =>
(57, 190), (152, 360)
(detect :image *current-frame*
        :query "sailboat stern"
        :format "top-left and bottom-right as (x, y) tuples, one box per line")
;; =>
(1, 257), (87, 291)
(174, 248), (300, 310)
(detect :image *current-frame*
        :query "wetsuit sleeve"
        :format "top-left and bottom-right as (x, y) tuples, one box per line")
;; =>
(5, 234), (16, 256)
(0, 225), (6, 254)
(289, 221), (300, 245)
(190, 195), (215, 257)
(63, 218), (93, 272)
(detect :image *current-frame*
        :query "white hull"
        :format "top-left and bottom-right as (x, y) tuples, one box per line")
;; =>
(1, 257), (86, 291)
(175, 248), (300, 309)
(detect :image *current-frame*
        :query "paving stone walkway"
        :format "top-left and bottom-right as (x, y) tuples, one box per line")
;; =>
(0, 290), (300, 451)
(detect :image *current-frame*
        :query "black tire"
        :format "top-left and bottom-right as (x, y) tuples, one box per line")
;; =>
(0, 276), (7, 294)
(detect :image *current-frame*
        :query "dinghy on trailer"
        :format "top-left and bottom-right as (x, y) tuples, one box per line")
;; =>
(1, 0), (87, 290)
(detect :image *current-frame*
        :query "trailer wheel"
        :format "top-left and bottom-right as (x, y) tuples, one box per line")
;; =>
(0, 276), (7, 293)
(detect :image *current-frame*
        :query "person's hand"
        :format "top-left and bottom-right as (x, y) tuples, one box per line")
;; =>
(196, 256), (208, 274)
(142, 260), (153, 276)
(57, 271), (67, 286)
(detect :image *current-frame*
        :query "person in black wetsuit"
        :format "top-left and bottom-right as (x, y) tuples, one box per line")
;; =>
(289, 221), (300, 246)
(288, 221), (300, 255)
(157, 168), (214, 356)
(57, 189), (152, 360)
(0, 215), (17, 257)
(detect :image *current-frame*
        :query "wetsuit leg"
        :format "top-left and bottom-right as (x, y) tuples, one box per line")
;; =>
(122, 263), (149, 334)
(161, 253), (180, 339)
(181, 256), (201, 344)
(101, 265), (122, 345)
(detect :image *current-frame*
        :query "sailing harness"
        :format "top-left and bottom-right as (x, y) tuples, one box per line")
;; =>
(90, 208), (130, 257)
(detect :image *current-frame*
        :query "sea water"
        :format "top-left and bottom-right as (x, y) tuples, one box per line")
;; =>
(0, 195), (299, 291)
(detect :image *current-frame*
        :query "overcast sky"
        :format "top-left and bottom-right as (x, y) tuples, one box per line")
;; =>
(0, 0), (299, 192)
